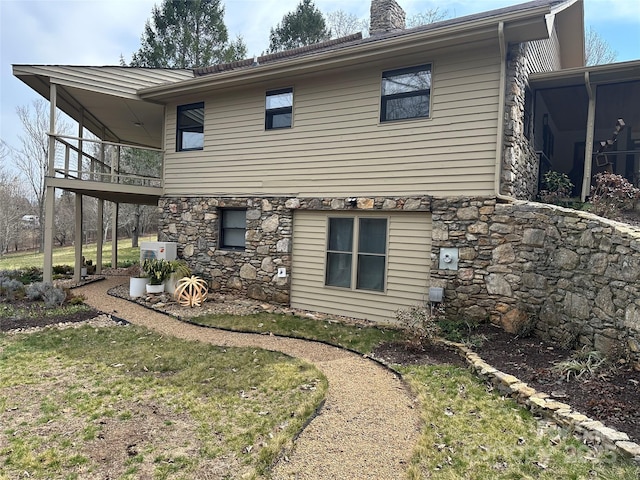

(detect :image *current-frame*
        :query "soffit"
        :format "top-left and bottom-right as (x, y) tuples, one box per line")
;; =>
(13, 65), (192, 147)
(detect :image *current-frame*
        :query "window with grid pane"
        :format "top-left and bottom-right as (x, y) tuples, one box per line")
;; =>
(325, 217), (387, 292)
(380, 65), (431, 122)
(220, 209), (246, 249)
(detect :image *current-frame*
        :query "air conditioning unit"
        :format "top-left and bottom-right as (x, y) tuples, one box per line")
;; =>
(140, 242), (177, 263)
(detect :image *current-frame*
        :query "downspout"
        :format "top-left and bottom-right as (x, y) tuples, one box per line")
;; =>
(581, 71), (595, 201)
(494, 21), (512, 202)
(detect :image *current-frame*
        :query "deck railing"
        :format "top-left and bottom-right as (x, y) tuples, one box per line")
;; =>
(50, 134), (163, 188)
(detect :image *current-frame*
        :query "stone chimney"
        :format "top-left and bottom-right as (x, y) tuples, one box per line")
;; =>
(370, 0), (406, 36)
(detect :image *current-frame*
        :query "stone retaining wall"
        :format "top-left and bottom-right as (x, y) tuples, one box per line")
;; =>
(431, 197), (640, 365)
(443, 340), (640, 462)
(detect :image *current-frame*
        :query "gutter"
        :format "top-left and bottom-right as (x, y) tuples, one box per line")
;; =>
(139, 5), (556, 100)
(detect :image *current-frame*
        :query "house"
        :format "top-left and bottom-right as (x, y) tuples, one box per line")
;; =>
(12, 0), (640, 331)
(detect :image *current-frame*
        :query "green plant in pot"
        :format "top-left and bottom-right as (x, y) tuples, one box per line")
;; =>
(166, 260), (192, 296)
(142, 258), (172, 293)
(170, 259), (191, 278)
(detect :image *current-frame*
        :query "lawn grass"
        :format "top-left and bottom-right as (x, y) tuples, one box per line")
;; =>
(0, 235), (155, 270)
(187, 311), (407, 354)
(0, 323), (327, 479)
(400, 364), (640, 479)
(189, 312), (639, 478)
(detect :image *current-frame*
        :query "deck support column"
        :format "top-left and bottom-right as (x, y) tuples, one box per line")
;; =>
(111, 202), (118, 268)
(73, 194), (83, 282)
(43, 84), (57, 283)
(581, 72), (596, 201)
(96, 200), (104, 274)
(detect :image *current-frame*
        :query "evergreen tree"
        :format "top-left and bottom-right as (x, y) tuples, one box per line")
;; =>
(268, 0), (331, 53)
(131, 0), (247, 68)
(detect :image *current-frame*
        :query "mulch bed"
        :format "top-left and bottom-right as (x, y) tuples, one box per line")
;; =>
(0, 302), (100, 332)
(373, 323), (640, 444)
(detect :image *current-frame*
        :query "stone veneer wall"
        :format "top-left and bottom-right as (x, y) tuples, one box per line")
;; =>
(159, 195), (431, 304)
(159, 197), (293, 304)
(431, 197), (640, 365)
(501, 43), (539, 200)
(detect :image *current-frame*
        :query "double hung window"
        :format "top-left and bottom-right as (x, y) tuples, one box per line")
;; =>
(220, 209), (246, 250)
(325, 217), (387, 292)
(176, 102), (204, 151)
(380, 64), (432, 122)
(265, 88), (293, 130)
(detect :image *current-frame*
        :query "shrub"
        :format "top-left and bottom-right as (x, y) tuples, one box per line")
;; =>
(589, 172), (640, 219)
(538, 171), (574, 205)
(18, 267), (43, 285)
(437, 317), (486, 347)
(0, 276), (25, 301)
(395, 304), (444, 349)
(25, 282), (67, 307)
(552, 347), (605, 382)
(52, 265), (73, 275)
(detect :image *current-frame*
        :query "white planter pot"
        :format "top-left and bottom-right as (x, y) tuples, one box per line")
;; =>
(165, 273), (179, 297)
(129, 277), (149, 298)
(146, 283), (165, 294)
(80, 267), (88, 278)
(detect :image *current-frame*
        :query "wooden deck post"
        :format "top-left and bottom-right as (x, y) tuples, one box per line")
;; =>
(73, 193), (83, 282)
(111, 202), (118, 268)
(43, 84), (57, 283)
(581, 73), (596, 202)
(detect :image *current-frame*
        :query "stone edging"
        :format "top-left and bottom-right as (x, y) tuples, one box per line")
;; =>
(441, 340), (640, 463)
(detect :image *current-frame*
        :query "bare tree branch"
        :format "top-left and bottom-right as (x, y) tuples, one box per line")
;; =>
(15, 99), (70, 252)
(585, 26), (617, 66)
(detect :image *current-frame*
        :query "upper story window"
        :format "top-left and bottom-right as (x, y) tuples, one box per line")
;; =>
(177, 102), (204, 151)
(325, 216), (387, 292)
(380, 64), (431, 122)
(265, 88), (293, 130)
(220, 209), (246, 250)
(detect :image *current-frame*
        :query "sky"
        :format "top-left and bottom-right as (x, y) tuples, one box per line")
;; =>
(1, 0), (639, 161)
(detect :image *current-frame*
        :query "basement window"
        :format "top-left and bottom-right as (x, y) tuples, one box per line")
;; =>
(220, 209), (246, 250)
(325, 216), (387, 292)
(265, 88), (293, 130)
(381, 64), (431, 122)
(176, 102), (204, 151)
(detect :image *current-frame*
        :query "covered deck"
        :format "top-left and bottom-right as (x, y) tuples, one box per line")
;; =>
(12, 65), (192, 281)
(530, 60), (640, 200)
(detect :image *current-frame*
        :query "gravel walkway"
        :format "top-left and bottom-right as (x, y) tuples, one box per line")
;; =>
(76, 277), (421, 479)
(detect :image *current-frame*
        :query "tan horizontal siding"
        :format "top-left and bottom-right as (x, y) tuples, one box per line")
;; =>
(290, 211), (431, 324)
(163, 45), (501, 197)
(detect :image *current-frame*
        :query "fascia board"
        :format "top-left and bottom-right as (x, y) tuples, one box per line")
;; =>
(139, 5), (555, 101)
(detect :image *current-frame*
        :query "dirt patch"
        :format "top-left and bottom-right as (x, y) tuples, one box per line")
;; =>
(0, 302), (100, 332)
(373, 323), (640, 444)
(373, 341), (467, 367)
